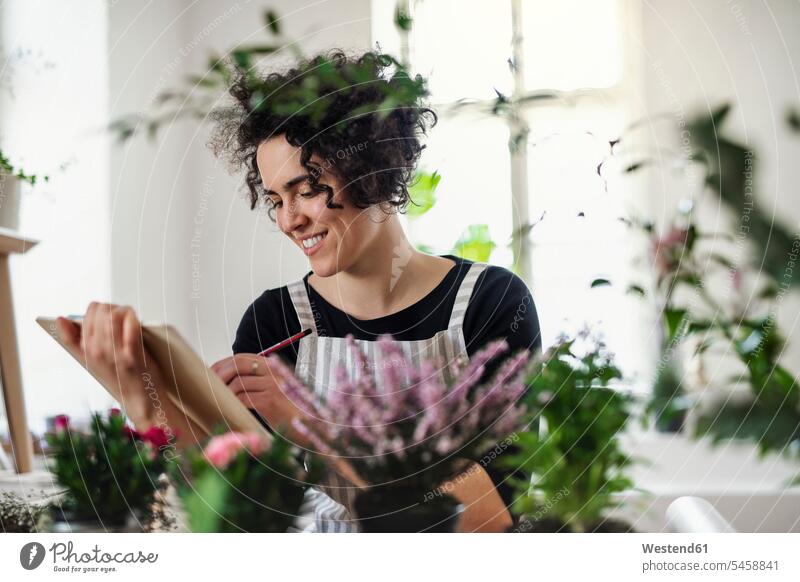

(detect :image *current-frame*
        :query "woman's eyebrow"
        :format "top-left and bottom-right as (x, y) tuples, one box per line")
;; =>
(264, 174), (310, 196)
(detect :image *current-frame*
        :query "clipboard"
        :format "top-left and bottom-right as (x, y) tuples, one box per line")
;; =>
(35, 316), (270, 440)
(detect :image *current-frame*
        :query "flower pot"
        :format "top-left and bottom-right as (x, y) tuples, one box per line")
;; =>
(0, 171), (21, 230)
(353, 488), (463, 533)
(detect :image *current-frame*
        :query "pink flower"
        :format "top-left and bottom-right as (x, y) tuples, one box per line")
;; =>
(141, 426), (171, 449)
(53, 415), (70, 432)
(731, 268), (742, 291)
(203, 432), (269, 469)
(650, 226), (690, 279)
(109, 407), (122, 417)
(123, 425), (140, 440)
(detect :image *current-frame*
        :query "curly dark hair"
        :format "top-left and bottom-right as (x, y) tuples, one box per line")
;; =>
(211, 50), (437, 217)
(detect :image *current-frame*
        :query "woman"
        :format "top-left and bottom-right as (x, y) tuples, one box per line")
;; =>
(58, 51), (541, 533)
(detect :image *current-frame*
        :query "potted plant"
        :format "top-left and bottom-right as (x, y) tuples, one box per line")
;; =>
(171, 430), (322, 532)
(500, 329), (637, 532)
(274, 335), (530, 532)
(621, 208), (800, 456)
(44, 409), (174, 532)
(693, 316), (800, 458)
(0, 147), (48, 230)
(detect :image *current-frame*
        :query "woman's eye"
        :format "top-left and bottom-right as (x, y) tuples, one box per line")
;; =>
(268, 198), (282, 208)
(299, 191), (317, 198)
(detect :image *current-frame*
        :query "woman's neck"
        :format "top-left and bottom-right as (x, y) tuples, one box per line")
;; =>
(308, 216), (455, 320)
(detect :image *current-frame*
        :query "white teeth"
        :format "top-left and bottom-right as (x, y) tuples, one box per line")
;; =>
(302, 233), (326, 249)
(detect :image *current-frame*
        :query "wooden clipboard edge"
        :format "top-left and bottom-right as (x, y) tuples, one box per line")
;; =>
(35, 316), (270, 441)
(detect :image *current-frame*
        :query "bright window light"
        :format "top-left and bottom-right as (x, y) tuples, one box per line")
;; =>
(522, 0), (623, 90)
(411, 0), (513, 102)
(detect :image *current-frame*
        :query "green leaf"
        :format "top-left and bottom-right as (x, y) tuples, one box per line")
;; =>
(688, 102), (800, 286)
(624, 161), (648, 173)
(184, 471), (227, 533)
(787, 107), (800, 132)
(627, 284), (646, 297)
(664, 308), (688, 345)
(452, 224), (496, 262)
(706, 253), (735, 269)
(264, 10), (281, 35)
(407, 170), (440, 217)
(243, 45), (280, 55)
(590, 278), (611, 288)
(394, 4), (413, 31)
(231, 50), (252, 71)
(687, 319), (714, 334)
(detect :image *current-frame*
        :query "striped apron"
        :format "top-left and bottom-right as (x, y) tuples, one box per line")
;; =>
(286, 261), (487, 533)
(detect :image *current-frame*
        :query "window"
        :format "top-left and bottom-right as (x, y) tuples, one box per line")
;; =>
(373, 0), (655, 388)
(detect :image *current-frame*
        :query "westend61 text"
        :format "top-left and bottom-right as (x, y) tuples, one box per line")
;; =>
(642, 543), (708, 554)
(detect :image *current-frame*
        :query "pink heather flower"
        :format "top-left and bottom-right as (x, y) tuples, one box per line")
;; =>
(291, 418), (335, 457)
(449, 339), (508, 403)
(347, 335), (378, 399)
(203, 432), (269, 469)
(53, 415), (70, 432)
(268, 355), (331, 423)
(277, 334), (531, 482)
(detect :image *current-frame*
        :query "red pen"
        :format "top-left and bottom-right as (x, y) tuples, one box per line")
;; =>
(258, 328), (312, 357)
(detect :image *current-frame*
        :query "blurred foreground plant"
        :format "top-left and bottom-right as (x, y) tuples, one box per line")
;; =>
(500, 329), (635, 532)
(171, 431), (321, 532)
(45, 410), (173, 529)
(274, 335), (529, 498)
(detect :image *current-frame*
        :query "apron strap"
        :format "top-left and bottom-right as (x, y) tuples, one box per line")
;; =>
(287, 278), (318, 335)
(448, 262), (488, 329)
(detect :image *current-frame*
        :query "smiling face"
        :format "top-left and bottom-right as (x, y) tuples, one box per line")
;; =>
(256, 136), (387, 278)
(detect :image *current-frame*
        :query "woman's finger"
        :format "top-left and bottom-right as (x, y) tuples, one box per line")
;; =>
(236, 390), (267, 410)
(82, 302), (98, 356)
(210, 356), (232, 375)
(226, 375), (272, 397)
(214, 354), (265, 384)
(120, 307), (143, 371)
(109, 305), (126, 364)
(96, 303), (115, 360)
(56, 317), (83, 358)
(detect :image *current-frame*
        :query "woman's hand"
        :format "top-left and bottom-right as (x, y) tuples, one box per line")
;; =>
(55, 303), (200, 448)
(212, 354), (368, 488)
(56, 303), (161, 427)
(440, 462), (513, 533)
(210, 354), (310, 443)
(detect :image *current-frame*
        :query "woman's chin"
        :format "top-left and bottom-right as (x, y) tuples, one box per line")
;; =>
(308, 255), (338, 278)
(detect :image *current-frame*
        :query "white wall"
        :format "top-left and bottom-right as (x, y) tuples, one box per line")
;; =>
(0, 0), (373, 432)
(1, 0), (112, 431)
(107, 0), (373, 364)
(636, 0), (800, 369)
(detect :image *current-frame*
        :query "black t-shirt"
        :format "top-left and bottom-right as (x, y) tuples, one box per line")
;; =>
(232, 255), (542, 507)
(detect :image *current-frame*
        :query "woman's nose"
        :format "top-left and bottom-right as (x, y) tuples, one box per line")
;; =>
(279, 200), (308, 234)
